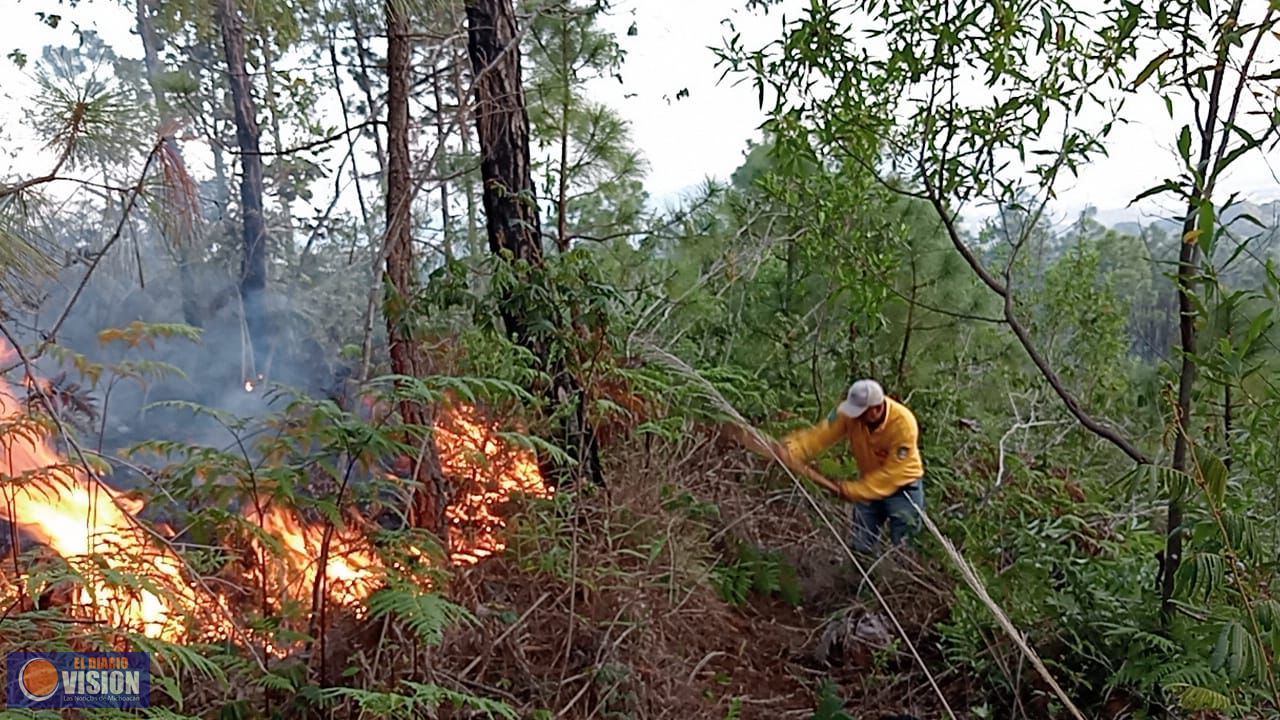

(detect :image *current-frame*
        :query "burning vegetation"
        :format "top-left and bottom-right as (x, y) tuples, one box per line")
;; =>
(0, 340), (550, 651)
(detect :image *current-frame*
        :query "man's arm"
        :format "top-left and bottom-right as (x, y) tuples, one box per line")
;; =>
(781, 410), (847, 463)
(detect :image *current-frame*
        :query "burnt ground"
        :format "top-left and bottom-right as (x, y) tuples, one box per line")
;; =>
(427, 429), (988, 720)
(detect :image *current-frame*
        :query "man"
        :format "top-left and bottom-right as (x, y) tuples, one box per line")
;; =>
(780, 379), (925, 554)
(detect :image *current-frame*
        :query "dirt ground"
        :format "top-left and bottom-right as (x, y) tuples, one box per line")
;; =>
(431, 429), (984, 719)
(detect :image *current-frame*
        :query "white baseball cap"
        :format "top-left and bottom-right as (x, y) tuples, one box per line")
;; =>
(838, 379), (885, 418)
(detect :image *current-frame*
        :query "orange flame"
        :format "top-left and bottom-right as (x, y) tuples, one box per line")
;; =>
(436, 404), (550, 565)
(0, 340), (549, 645)
(0, 350), (229, 641)
(242, 501), (383, 614)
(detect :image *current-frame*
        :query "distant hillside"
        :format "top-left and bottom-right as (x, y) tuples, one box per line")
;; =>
(1105, 198), (1280, 238)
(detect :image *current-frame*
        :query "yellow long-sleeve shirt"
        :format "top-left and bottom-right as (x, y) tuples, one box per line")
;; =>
(781, 398), (924, 502)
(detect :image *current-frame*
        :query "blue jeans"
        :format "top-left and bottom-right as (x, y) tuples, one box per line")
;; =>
(851, 479), (924, 554)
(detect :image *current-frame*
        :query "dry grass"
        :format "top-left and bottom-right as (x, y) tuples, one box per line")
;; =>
(429, 427), (979, 719)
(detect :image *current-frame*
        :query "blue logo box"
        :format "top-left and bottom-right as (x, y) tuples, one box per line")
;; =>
(6, 652), (150, 709)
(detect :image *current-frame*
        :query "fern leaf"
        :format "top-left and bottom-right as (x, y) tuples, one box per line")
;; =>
(1146, 464), (1193, 503)
(0, 710), (64, 720)
(1193, 445), (1229, 505)
(1174, 685), (1233, 711)
(367, 587), (474, 646)
(1176, 552), (1224, 603)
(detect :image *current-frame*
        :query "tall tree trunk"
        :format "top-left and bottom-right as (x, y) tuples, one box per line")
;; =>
(431, 67), (453, 260)
(216, 0), (270, 374)
(1161, 0), (1241, 617)
(555, 7), (571, 252)
(1163, 226), (1198, 616)
(137, 0), (203, 329)
(452, 51), (481, 258)
(465, 0), (602, 487)
(1223, 381), (1233, 470)
(386, 0), (449, 537)
(464, 0), (542, 268)
(897, 255), (918, 388)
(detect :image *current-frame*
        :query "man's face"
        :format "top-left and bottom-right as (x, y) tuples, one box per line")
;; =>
(860, 401), (887, 425)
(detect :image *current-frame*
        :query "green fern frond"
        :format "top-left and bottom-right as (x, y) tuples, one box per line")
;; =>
(97, 321), (202, 348)
(1145, 464), (1193, 503)
(1256, 599), (1280, 631)
(1175, 552), (1225, 603)
(0, 709), (64, 720)
(496, 430), (572, 466)
(317, 681), (516, 718)
(1173, 684), (1234, 712)
(1210, 620), (1265, 680)
(1192, 445), (1229, 506)
(1161, 663), (1219, 688)
(1219, 511), (1263, 564)
(130, 636), (227, 684)
(367, 586), (475, 646)
(251, 672), (298, 692)
(399, 681), (518, 718)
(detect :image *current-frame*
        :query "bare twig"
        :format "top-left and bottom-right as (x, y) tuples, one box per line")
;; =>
(2, 138), (165, 376)
(909, 495), (1087, 720)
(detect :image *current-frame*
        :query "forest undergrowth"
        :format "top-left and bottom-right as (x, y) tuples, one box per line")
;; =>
(3, 0), (1280, 716)
(437, 428), (969, 720)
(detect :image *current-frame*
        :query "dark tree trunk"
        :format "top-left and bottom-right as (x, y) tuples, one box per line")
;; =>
(464, 0), (543, 269)
(1161, 0), (1241, 615)
(137, 0), (202, 329)
(897, 254), (918, 388)
(1163, 231), (1197, 617)
(1223, 381), (1233, 470)
(386, 0), (450, 537)
(465, 0), (602, 487)
(555, 7), (571, 252)
(216, 0), (270, 373)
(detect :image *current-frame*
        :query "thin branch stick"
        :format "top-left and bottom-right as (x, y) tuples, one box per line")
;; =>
(921, 175), (1151, 465)
(908, 495), (1086, 720)
(1, 138), (165, 375)
(635, 342), (958, 720)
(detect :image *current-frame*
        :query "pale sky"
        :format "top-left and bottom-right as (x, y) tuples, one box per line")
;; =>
(1, 0), (1277, 230)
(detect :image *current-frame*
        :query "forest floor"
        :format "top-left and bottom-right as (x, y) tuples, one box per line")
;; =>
(432, 429), (988, 720)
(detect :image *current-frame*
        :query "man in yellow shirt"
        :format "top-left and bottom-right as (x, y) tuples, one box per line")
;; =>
(780, 379), (925, 554)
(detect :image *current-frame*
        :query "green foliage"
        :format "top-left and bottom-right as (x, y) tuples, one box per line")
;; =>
(524, 0), (648, 245)
(711, 542), (801, 607)
(810, 680), (854, 720)
(315, 681), (517, 718)
(367, 586), (475, 646)
(29, 41), (146, 170)
(4, 0), (1280, 716)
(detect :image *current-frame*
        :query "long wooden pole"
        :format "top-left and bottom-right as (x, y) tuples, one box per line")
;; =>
(720, 423), (844, 497)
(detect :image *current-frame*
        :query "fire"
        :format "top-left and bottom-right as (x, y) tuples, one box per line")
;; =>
(242, 500), (383, 613)
(0, 339), (549, 646)
(0, 357), (228, 641)
(436, 404), (550, 565)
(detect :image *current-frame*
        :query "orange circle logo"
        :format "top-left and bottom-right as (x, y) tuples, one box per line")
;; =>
(19, 658), (59, 701)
